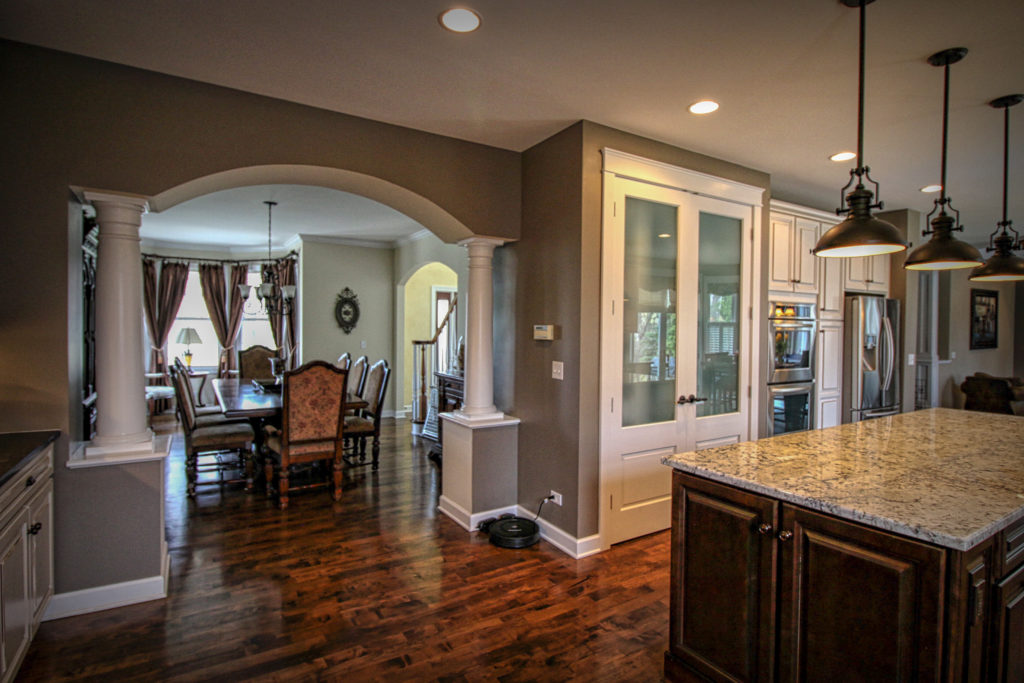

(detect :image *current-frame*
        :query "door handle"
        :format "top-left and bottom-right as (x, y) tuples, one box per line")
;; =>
(676, 394), (708, 405)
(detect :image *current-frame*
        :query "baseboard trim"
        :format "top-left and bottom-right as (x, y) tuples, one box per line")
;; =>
(516, 505), (603, 559)
(438, 496), (518, 532)
(43, 551), (169, 621)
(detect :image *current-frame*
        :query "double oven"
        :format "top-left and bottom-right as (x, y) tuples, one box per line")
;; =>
(768, 301), (816, 435)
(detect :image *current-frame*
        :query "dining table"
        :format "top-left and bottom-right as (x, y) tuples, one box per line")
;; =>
(212, 378), (368, 419)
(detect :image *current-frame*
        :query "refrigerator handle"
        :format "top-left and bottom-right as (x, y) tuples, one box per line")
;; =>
(882, 314), (895, 393)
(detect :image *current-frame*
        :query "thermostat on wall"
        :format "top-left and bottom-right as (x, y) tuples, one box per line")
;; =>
(533, 324), (558, 340)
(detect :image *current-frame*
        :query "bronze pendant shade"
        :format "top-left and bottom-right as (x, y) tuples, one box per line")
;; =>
(813, 0), (907, 259)
(904, 48), (983, 271)
(970, 94), (1024, 282)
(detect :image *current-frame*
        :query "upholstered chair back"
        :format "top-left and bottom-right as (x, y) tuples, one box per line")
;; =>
(170, 366), (197, 431)
(362, 360), (390, 417)
(282, 361), (349, 445)
(350, 355), (369, 397)
(239, 345), (277, 380)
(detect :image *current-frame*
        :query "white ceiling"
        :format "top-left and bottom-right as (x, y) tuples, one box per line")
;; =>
(2, 0), (1023, 248)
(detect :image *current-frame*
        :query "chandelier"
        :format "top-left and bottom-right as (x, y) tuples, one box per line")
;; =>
(238, 201), (296, 316)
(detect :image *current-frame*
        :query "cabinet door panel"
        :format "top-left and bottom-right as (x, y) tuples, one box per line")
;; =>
(844, 256), (869, 292)
(769, 216), (795, 291)
(994, 563), (1024, 683)
(777, 505), (944, 681)
(868, 254), (890, 294)
(28, 482), (52, 623)
(0, 509), (29, 680)
(670, 471), (777, 682)
(818, 254), (844, 318)
(793, 219), (819, 293)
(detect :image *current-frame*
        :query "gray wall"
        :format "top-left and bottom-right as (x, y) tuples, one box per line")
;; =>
(0, 39), (519, 594)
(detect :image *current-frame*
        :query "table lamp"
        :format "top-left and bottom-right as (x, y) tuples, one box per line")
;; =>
(176, 327), (202, 368)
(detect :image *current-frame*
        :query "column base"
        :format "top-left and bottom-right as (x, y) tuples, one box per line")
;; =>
(75, 434), (171, 468)
(449, 408), (509, 425)
(438, 413), (520, 530)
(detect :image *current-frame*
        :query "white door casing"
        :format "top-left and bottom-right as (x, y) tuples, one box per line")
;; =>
(599, 149), (763, 548)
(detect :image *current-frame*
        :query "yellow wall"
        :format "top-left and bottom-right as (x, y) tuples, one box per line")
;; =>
(402, 263), (457, 407)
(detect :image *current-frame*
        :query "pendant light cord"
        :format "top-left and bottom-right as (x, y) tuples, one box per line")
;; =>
(1002, 105), (1009, 225)
(856, 0), (866, 170)
(939, 63), (950, 206)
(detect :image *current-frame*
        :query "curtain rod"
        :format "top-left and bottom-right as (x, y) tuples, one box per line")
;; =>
(141, 251), (297, 266)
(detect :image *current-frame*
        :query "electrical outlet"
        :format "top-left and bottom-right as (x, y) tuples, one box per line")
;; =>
(361, 340), (367, 349)
(549, 490), (563, 506)
(552, 361), (564, 380)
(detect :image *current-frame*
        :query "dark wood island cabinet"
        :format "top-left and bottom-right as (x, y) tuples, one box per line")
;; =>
(662, 409), (1024, 682)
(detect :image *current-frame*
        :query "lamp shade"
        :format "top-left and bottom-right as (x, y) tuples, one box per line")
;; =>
(175, 327), (203, 345)
(904, 213), (983, 271)
(969, 250), (1024, 281)
(813, 187), (907, 257)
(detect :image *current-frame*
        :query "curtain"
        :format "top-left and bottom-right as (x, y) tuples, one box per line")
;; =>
(142, 259), (189, 375)
(199, 263), (247, 376)
(263, 257), (298, 368)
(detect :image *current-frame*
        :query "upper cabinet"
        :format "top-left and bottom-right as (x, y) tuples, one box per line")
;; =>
(768, 213), (818, 294)
(843, 254), (890, 295)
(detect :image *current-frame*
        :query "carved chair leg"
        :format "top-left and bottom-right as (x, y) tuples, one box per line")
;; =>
(372, 434), (380, 470)
(264, 458), (275, 498)
(244, 445), (254, 492)
(186, 451), (197, 497)
(333, 459), (343, 501)
(278, 466), (290, 510)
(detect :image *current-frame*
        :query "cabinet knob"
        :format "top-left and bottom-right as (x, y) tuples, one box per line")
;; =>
(25, 476), (36, 487)
(27, 522), (42, 536)
(757, 523), (774, 536)
(778, 530), (794, 541)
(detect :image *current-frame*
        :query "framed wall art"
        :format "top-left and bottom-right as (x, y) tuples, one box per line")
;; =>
(969, 289), (998, 350)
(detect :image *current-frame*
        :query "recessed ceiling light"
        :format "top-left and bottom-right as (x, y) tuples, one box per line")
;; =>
(439, 8), (481, 33)
(689, 100), (719, 115)
(920, 184), (942, 193)
(829, 151), (857, 162)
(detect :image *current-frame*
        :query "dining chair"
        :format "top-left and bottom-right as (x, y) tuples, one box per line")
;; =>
(344, 359), (390, 470)
(171, 366), (255, 496)
(336, 352), (351, 370)
(173, 357), (222, 418)
(238, 344), (278, 381)
(262, 360), (349, 509)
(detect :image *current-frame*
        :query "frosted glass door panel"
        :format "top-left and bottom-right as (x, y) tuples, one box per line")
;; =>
(622, 197), (677, 427)
(696, 212), (741, 418)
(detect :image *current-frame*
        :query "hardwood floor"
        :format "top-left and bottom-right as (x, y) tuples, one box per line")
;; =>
(18, 418), (670, 682)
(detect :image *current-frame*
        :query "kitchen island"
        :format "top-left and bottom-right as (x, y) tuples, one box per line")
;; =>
(661, 408), (1023, 682)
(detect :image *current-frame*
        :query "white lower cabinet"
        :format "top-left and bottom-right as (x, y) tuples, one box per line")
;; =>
(816, 321), (843, 429)
(0, 439), (54, 683)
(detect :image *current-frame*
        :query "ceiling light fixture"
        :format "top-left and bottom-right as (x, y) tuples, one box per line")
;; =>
(439, 8), (481, 33)
(904, 48), (983, 271)
(813, 0), (906, 259)
(238, 201), (296, 316)
(689, 100), (719, 115)
(970, 94), (1024, 281)
(920, 184), (942, 193)
(830, 151), (857, 162)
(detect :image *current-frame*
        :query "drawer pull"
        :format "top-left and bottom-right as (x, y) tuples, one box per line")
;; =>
(25, 476), (36, 487)
(758, 523), (774, 536)
(778, 530), (794, 541)
(27, 523), (42, 536)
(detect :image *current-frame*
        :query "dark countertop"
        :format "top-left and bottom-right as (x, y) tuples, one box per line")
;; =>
(0, 431), (58, 489)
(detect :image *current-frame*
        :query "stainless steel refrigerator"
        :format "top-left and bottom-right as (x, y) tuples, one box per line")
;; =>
(843, 295), (901, 422)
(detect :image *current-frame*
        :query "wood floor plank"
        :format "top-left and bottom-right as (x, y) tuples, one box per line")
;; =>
(18, 418), (669, 681)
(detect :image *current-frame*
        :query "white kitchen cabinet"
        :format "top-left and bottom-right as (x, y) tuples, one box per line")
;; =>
(817, 253), (844, 318)
(844, 253), (890, 294)
(0, 435), (54, 683)
(768, 212), (818, 294)
(815, 321), (843, 429)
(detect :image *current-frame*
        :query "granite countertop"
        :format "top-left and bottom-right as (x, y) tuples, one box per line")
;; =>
(662, 408), (1024, 551)
(0, 431), (58, 489)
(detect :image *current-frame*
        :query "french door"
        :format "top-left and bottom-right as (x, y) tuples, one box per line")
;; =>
(600, 172), (756, 547)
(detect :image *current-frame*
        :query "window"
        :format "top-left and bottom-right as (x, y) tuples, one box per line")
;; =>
(167, 269), (275, 369)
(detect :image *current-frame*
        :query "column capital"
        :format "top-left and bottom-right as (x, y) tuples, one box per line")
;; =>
(82, 189), (150, 213)
(457, 236), (507, 252)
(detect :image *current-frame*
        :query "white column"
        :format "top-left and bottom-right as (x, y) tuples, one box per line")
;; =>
(456, 237), (505, 421)
(85, 191), (154, 454)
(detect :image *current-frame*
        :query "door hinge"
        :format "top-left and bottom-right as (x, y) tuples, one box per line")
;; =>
(613, 201), (617, 217)
(610, 397), (614, 413)
(749, 306), (753, 321)
(610, 494), (613, 510)
(748, 385), (752, 398)
(612, 299), (615, 315)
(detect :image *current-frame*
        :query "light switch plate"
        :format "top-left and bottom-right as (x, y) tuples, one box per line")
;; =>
(552, 361), (564, 380)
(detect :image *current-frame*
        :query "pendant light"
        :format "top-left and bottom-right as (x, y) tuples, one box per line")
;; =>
(238, 201), (296, 315)
(969, 94), (1024, 281)
(904, 48), (983, 270)
(813, 0), (906, 259)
